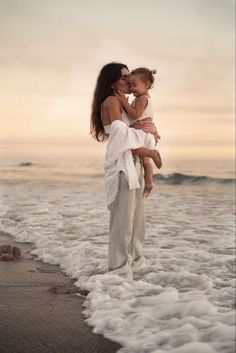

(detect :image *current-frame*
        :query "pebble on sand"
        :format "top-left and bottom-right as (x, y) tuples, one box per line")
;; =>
(0, 245), (22, 261)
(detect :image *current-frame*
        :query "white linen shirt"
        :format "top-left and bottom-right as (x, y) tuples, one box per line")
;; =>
(104, 120), (155, 207)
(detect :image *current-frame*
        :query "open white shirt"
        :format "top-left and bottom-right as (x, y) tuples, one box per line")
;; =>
(104, 120), (155, 207)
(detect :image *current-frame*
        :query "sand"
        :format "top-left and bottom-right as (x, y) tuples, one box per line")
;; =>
(0, 232), (121, 353)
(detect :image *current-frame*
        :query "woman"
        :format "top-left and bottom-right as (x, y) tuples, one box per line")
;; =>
(90, 62), (160, 279)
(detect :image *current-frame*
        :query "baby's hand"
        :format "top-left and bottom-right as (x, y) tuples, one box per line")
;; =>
(115, 90), (128, 106)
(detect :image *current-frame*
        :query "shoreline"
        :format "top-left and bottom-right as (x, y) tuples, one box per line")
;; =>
(0, 231), (121, 353)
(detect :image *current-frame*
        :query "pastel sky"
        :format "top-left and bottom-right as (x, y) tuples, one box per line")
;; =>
(0, 0), (235, 162)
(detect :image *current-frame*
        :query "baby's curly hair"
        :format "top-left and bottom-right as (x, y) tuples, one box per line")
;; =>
(130, 67), (157, 89)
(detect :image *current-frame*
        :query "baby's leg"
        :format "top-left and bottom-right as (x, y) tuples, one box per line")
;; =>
(142, 157), (153, 198)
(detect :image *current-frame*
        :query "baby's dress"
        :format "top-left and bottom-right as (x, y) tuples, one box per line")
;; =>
(131, 96), (154, 121)
(130, 96), (156, 146)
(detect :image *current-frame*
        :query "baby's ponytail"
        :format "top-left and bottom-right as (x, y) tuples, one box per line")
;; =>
(131, 67), (157, 89)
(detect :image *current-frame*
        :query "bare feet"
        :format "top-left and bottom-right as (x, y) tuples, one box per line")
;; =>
(143, 182), (153, 198)
(151, 150), (162, 169)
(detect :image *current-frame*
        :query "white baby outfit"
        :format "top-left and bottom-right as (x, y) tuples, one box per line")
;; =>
(131, 95), (154, 121)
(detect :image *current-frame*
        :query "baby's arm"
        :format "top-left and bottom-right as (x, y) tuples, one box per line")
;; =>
(115, 91), (147, 120)
(142, 157), (154, 198)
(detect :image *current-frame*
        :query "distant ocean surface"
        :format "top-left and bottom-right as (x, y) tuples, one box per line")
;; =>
(0, 159), (235, 353)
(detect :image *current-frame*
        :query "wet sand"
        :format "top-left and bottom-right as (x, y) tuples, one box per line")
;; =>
(0, 232), (121, 353)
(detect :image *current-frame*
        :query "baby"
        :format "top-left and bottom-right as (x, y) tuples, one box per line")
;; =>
(116, 67), (162, 197)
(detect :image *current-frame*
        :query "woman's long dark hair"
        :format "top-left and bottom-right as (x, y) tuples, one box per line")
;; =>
(90, 62), (128, 142)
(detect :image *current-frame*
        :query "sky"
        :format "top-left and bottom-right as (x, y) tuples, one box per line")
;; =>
(0, 0), (235, 163)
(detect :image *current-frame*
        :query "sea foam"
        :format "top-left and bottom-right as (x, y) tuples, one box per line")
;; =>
(0, 163), (235, 353)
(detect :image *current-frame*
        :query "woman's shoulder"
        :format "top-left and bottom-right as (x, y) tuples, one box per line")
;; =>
(103, 95), (119, 107)
(102, 95), (122, 125)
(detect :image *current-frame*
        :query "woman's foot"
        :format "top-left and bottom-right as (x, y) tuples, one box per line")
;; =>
(151, 150), (162, 169)
(108, 263), (133, 280)
(132, 256), (151, 272)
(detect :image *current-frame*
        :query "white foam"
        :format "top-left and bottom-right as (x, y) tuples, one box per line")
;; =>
(0, 166), (235, 353)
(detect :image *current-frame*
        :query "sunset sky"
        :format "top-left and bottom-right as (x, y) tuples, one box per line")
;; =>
(0, 0), (235, 163)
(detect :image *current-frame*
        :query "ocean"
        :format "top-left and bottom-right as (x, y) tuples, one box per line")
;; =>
(0, 159), (235, 353)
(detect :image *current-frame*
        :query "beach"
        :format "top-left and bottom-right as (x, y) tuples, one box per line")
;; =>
(0, 231), (121, 353)
(0, 160), (235, 353)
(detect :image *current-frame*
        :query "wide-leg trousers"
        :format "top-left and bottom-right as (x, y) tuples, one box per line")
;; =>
(108, 157), (145, 271)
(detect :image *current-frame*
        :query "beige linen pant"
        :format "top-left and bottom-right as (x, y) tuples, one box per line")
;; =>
(108, 157), (145, 271)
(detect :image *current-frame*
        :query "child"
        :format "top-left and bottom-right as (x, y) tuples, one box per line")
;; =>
(115, 67), (162, 197)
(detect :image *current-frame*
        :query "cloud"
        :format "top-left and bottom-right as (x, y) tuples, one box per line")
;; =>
(0, 0), (234, 161)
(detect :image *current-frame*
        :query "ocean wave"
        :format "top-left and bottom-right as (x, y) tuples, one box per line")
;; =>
(18, 162), (34, 167)
(0, 172), (235, 353)
(153, 173), (235, 185)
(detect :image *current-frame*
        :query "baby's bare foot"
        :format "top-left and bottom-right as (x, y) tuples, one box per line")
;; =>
(143, 182), (153, 198)
(151, 150), (162, 169)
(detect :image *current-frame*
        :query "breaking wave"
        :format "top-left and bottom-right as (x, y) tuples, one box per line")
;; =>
(153, 173), (235, 185)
